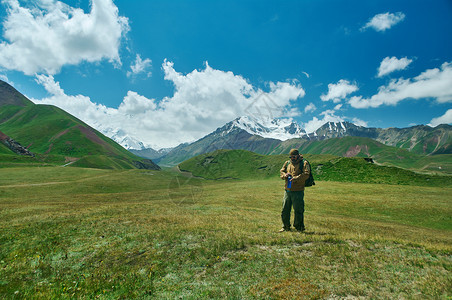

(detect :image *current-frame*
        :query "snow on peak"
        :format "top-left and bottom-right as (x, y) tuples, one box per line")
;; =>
(229, 116), (307, 140)
(107, 129), (147, 150)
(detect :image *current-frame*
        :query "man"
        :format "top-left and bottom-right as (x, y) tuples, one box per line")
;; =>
(279, 149), (310, 232)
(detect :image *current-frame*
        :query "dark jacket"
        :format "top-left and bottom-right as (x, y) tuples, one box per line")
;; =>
(280, 158), (310, 191)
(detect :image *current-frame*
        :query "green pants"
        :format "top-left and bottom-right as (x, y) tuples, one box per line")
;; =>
(281, 190), (305, 230)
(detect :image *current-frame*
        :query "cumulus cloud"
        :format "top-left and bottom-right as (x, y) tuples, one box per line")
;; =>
(361, 12), (405, 32)
(303, 108), (369, 133)
(304, 102), (316, 113)
(349, 62), (452, 108)
(377, 56), (413, 77)
(352, 117), (368, 127)
(127, 54), (152, 78)
(428, 109), (452, 127)
(320, 79), (358, 103)
(34, 74), (118, 123)
(32, 61), (305, 149)
(0, 0), (129, 75)
(303, 110), (345, 133)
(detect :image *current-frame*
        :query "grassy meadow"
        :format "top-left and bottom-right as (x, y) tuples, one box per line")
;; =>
(0, 166), (451, 299)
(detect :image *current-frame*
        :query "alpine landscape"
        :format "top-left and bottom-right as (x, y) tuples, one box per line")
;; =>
(1, 78), (451, 298)
(1, 0), (451, 299)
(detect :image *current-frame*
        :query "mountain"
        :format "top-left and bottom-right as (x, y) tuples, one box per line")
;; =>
(138, 119), (451, 164)
(156, 117), (451, 174)
(104, 129), (174, 160)
(313, 121), (378, 139)
(107, 129), (147, 150)
(312, 121), (451, 155)
(375, 124), (451, 155)
(157, 117), (283, 166)
(129, 147), (173, 160)
(230, 116), (308, 140)
(146, 116), (304, 164)
(0, 80), (160, 170)
(0, 80), (32, 107)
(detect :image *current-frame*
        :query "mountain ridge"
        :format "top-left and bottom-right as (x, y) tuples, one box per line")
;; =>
(0, 80), (160, 170)
(153, 118), (451, 174)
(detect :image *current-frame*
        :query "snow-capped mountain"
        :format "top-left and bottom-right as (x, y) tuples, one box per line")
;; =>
(107, 129), (147, 150)
(156, 117), (452, 166)
(225, 116), (308, 140)
(313, 121), (376, 139)
(101, 115), (451, 166)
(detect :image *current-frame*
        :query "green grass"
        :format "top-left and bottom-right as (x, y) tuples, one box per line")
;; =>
(180, 149), (452, 187)
(0, 143), (14, 154)
(0, 167), (450, 298)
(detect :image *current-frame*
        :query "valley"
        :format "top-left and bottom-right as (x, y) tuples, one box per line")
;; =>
(0, 167), (450, 298)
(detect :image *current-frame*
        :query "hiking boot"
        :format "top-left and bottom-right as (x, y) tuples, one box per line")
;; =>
(278, 227), (291, 233)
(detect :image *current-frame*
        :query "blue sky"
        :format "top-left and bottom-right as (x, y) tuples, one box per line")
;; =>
(0, 0), (451, 149)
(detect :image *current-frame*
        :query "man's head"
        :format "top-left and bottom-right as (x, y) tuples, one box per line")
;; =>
(289, 149), (300, 163)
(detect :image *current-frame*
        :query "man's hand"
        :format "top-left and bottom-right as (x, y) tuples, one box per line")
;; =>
(281, 172), (291, 180)
(290, 175), (300, 182)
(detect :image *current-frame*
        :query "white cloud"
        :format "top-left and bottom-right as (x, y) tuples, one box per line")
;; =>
(320, 79), (358, 103)
(302, 71), (310, 78)
(0, 73), (10, 83)
(118, 91), (157, 114)
(35, 74), (64, 96)
(303, 110), (370, 133)
(303, 110), (344, 133)
(0, 0), (129, 75)
(127, 54), (152, 78)
(34, 74), (118, 124)
(377, 56), (413, 77)
(428, 109), (452, 127)
(31, 61), (305, 149)
(349, 62), (452, 108)
(352, 118), (368, 127)
(334, 104), (343, 110)
(304, 102), (316, 113)
(361, 12), (405, 32)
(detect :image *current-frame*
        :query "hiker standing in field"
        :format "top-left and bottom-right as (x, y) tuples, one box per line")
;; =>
(279, 149), (311, 232)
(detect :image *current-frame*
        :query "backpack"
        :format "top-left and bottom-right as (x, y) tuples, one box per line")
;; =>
(302, 159), (315, 187)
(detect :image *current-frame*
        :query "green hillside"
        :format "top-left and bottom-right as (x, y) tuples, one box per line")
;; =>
(0, 102), (159, 170)
(179, 149), (452, 187)
(271, 136), (452, 175)
(179, 149), (284, 180)
(0, 142), (13, 154)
